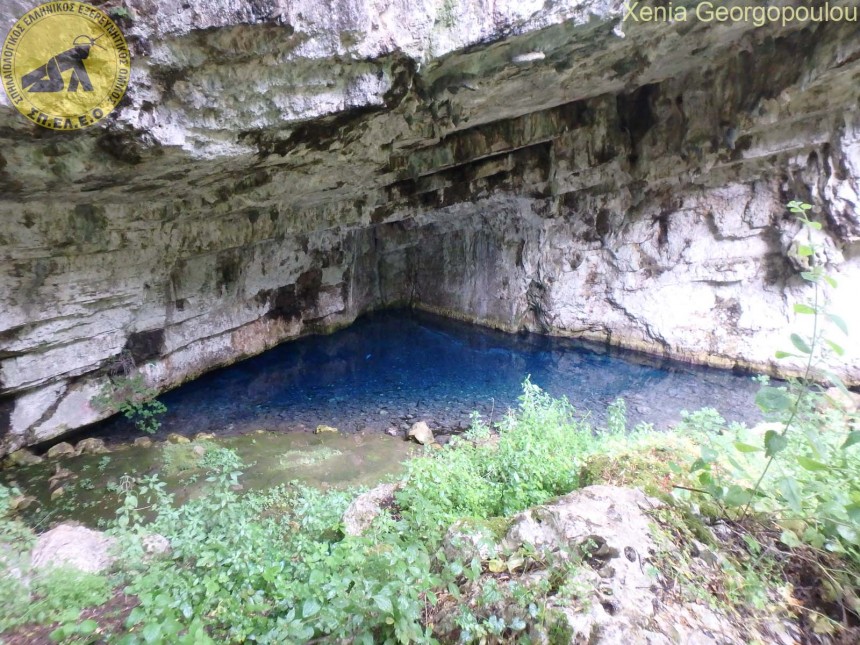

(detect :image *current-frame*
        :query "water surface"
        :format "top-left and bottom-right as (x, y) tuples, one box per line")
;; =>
(91, 309), (763, 441)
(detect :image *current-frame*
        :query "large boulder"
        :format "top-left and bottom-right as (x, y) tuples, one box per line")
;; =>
(46, 442), (76, 459)
(4, 449), (43, 467)
(823, 387), (860, 413)
(30, 523), (116, 574)
(75, 438), (109, 455)
(502, 485), (665, 641)
(437, 485), (750, 644)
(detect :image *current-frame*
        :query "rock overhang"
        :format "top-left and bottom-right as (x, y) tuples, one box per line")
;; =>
(1, 0), (859, 451)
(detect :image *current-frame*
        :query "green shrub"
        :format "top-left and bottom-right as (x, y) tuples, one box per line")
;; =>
(398, 378), (593, 532)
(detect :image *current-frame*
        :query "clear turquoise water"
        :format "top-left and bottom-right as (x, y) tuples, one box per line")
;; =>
(89, 310), (761, 441)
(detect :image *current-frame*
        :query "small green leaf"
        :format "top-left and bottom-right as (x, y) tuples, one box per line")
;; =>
(827, 313), (848, 335)
(801, 203), (813, 211)
(800, 271), (817, 282)
(764, 430), (788, 458)
(778, 476), (801, 512)
(796, 245), (813, 257)
(774, 350), (798, 359)
(302, 599), (321, 618)
(142, 622), (161, 643)
(373, 594), (393, 614)
(846, 503), (860, 523)
(792, 303), (816, 315)
(701, 446), (718, 464)
(724, 485), (752, 507)
(824, 275), (838, 288)
(796, 456), (828, 471)
(843, 431), (860, 450)
(824, 339), (844, 357)
(790, 334), (812, 354)
(733, 442), (761, 453)
(836, 525), (859, 545)
(779, 529), (802, 548)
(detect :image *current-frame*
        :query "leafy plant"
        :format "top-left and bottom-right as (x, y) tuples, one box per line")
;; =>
(92, 373), (167, 435)
(682, 200), (859, 562)
(605, 397), (627, 434)
(398, 378), (593, 533)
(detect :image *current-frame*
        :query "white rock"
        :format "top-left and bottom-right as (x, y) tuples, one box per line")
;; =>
(408, 421), (434, 445)
(342, 482), (401, 536)
(141, 534), (172, 558)
(30, 524), (116, 574)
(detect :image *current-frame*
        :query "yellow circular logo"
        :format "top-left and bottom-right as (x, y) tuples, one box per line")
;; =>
(1, 2), (131, 130)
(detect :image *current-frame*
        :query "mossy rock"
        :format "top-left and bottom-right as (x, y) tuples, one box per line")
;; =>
(578, 444), (691, 495)
(454, 516), (511, 542)
(162, 442), (207, 476)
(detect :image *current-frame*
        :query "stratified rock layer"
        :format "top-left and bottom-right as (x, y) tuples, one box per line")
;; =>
(2, 1), (859, 451)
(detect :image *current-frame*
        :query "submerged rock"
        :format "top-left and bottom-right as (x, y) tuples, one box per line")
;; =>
(4, 449), (43, 467)
(75, 438), (109, 455)
(48, 465), (76, 491)
(408, 421), (434, 445)
(31, 523), (115, 574)
(314, 425), (339, 434)
(8, 495), (38, 512)
(46, 443), (76, 459)
(342, 482), (401, 536)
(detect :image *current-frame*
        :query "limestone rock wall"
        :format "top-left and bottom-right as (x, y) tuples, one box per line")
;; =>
(2, 1), (859, 452)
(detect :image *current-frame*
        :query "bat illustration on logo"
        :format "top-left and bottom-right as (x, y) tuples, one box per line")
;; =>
(20, 34), (104, 93)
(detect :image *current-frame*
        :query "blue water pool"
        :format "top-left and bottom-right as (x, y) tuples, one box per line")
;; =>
(90, 309), (762, 441)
